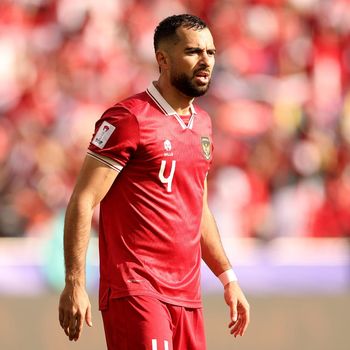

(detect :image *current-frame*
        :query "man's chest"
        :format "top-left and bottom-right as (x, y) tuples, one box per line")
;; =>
(134, 116), (212, 167)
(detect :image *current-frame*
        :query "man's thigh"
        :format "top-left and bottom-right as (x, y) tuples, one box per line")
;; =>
(101, 295), (206, 350)
(169, 305), (206, 350)
(101, 295), (173, 350)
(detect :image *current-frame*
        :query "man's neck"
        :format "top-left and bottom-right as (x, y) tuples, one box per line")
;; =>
(154, 79), (194, 116)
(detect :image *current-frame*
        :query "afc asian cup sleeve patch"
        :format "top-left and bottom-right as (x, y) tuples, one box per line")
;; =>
(201, 136), (211, 160)
(92, 121), (116, 149)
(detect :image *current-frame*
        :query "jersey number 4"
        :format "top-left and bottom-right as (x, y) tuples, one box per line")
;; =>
(158, 160), (176, 192)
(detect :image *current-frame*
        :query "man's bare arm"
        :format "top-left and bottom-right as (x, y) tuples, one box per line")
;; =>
(200, 180), (231, 275)
(200, 178), (250, 337)
(58, 155), (119, 341)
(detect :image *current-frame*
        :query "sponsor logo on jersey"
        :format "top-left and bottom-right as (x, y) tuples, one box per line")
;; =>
(92, 121), (116, 149)
(163, 139), (173, 156)
(164, 139), (172, 151)
(201, 136), (211, 160)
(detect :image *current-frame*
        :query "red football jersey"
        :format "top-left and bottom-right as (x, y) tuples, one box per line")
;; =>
(88, 83), (213, 309)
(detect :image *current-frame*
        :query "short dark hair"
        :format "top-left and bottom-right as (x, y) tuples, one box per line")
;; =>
(154, 14), (208, 52)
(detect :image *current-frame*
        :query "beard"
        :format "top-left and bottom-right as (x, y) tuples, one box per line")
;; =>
(171, 71), (211, 97)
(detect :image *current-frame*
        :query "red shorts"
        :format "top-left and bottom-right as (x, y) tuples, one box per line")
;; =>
(101, 295), (206, 350)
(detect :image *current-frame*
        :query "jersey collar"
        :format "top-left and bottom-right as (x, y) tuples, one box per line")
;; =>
(146, 82), (197, 130)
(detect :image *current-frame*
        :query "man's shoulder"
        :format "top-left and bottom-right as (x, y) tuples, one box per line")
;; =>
(193, 103), (212, 129)
(115, 90), (153, 114)
(193, 102), (210, 117)
(99, 89), (161, 126)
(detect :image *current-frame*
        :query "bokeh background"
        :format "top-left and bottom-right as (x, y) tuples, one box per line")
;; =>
(1, 0), (350, 349)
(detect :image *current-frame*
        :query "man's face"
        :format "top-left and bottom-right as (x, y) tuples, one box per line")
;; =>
(168, 26), (216, 97)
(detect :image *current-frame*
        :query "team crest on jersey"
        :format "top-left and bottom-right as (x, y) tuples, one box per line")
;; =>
(92, 121), (115, 149)
(201, 136), (211, 160)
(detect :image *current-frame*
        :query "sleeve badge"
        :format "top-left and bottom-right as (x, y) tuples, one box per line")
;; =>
(201, 136), (211, 160)
(92, 121), (116, 149)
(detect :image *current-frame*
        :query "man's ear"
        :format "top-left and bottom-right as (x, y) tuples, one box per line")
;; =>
(156, 50), (169, 72)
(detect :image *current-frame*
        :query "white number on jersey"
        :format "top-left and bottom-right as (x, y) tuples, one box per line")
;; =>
(158, 160), (176, 192)
(152, 339), (169, 350)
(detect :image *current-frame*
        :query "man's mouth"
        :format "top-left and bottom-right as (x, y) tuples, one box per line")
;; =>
(194, 70), (210, 84)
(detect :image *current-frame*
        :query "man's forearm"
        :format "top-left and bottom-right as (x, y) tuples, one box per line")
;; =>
(200, 204), (231, 276)
(63, 194), (94, 286)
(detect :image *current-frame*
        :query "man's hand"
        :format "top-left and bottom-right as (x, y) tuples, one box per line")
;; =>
(58, 284), (92, 341)
(224, 281), (250, 337)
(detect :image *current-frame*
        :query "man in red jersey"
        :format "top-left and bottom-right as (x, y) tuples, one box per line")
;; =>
(58, 14), (250, 350)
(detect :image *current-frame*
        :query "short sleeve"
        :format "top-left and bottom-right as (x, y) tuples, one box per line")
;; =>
(87, 106), (139, 170)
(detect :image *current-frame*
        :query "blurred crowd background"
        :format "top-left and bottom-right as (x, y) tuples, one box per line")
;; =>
(2, 3), (349, 349)
(1, 0), (350, 240)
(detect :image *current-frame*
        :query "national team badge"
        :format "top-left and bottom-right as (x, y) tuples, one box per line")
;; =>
(201, 136), (211, 160)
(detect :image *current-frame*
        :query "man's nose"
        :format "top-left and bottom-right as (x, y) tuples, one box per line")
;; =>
(200, 52), (210, 65)
(200, 51), (214, 68)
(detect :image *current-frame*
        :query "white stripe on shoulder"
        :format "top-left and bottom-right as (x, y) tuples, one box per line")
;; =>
(87, 150), (123, 172)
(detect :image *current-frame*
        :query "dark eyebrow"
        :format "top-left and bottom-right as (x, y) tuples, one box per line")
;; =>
(184, 47), (202, 52)
(184, 47), (216, 54)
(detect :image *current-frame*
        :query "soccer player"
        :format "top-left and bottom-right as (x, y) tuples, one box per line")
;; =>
(58, 14), (250, 350)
